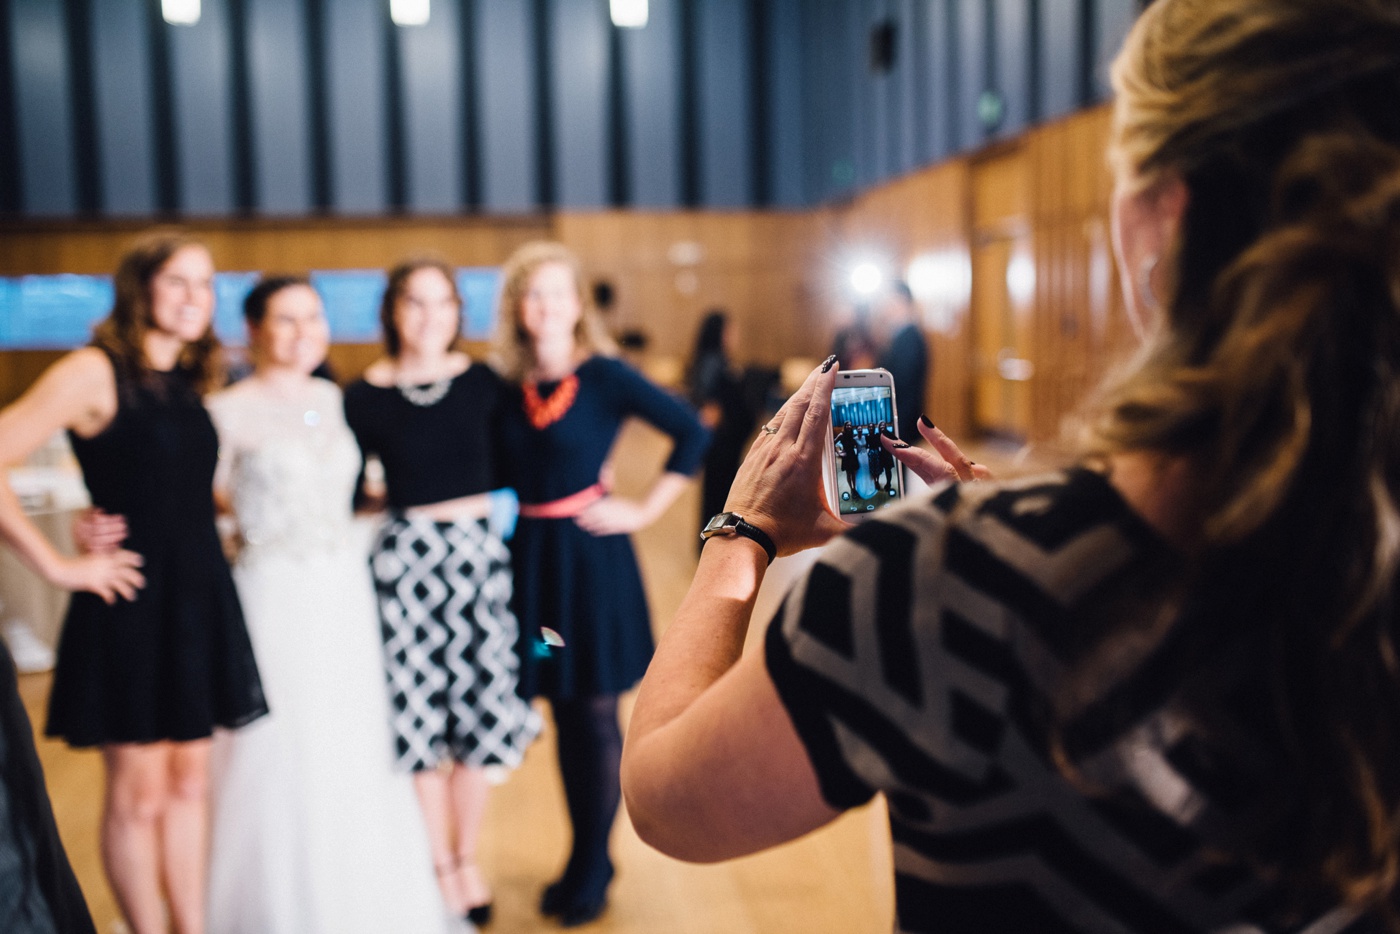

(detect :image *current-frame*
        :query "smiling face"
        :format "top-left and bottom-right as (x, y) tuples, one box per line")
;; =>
(393, 266), (461, 357)
(519, 261), (583, 345)
(147, 245), (216, 343)
(250, 284), (329, 377)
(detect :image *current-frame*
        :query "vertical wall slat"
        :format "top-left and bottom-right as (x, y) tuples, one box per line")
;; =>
(696, 0), (751, 206)
(548, 0), (608, 208)
(1094, 0), (1137, 100)
(90, 0), (157, 216)
(764, 0), (803, 208)
(476, 0), (538, 213)
(863, 0), (888, 186)
(954, 0), (986, 153)
(621, 0), (680, 208)
(10, 0), (78, 215)
(398, 0), (464, 213)
(993, 0), (1030, 138)
(891, 0), (918, 177)
(167, 0), (236, 215)
(918, 0), (953, 165)
(1040, 0), (1081, 120)
(246, 0), (312, 214)
(324, 0), (387, 215)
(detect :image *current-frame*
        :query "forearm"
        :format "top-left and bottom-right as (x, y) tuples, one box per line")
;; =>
(641, 472), (692, 524)
(0, 480), (64, 582)
(627, 535), (768, 746)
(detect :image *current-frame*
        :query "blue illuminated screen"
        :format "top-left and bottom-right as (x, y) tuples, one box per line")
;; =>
(0, 268), (502, 349)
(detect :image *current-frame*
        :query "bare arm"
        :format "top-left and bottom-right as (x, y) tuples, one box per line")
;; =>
(0, 349), (145, 602)
(622, 360), (848, 861)
(575, 471), (693, 536)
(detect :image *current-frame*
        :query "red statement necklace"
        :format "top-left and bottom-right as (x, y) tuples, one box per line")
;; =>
(522, 373), (579, 429)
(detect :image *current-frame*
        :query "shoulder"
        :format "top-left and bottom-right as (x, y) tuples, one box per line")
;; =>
(463, 360), (506, 390)
(814, 468), (1141, 593)
(360, 358), (397, 387)
(310, 376), (343, 404)
(52, 346), (116, 390)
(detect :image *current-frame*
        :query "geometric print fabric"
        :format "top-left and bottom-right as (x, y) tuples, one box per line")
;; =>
(765, 469), (1371, 934)
(370, 516), (541, 772)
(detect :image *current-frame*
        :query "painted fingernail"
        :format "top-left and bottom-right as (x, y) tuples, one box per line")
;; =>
(919, 414), (934, 429)
(821, 355), (838, 373)
(892, 441), (912, 449)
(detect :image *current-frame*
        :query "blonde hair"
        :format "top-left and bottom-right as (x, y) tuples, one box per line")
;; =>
(1069, 0), (1400, 919)
(490, 241), (618, 382)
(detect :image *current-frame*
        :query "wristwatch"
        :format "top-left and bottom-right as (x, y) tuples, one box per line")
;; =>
(700, 512), (777, 565)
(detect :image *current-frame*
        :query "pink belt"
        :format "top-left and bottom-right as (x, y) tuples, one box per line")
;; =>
(518, 483), (607, 519)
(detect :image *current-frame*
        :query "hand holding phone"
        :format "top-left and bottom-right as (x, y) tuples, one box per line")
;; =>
(823, 368), (905, 516)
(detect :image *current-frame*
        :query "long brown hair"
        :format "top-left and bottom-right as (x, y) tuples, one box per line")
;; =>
(1076, 0), (1400, 918)
(378, 258), (463, 358)
(490, 241), (618, 382)
(91, 232), (223, 394)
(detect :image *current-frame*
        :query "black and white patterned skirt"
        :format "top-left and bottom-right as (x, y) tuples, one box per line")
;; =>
(370, 515), (541, 772)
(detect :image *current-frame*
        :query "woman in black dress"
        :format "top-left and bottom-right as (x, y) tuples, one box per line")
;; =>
(0, 233), (267, 934)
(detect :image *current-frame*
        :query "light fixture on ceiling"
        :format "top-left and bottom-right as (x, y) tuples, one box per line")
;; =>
(390, 0), (430, 27)
(161, 0), (200, 26)
(610, 0), (648, 28)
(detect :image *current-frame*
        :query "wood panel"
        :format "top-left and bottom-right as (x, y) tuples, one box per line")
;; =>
(553, 210), (825, 372)
(834, 161), (974, 440)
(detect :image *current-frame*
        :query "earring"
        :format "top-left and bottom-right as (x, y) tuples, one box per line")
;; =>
(1136, 255), (1161, 310)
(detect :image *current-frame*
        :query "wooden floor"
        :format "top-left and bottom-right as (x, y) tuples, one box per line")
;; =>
(19, 420), (913, 934)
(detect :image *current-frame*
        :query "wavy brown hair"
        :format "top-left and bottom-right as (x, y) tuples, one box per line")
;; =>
(91, 232), (223, 394)
(378, 257), (463, 358)
(490, 241), (618, 382)
(1074, 0), (1400, 920)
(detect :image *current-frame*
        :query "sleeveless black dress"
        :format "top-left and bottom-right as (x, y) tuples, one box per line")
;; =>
(45, 356), (267, 748)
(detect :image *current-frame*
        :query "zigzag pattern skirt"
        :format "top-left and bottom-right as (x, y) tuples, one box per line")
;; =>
(370, 515), (541, 772)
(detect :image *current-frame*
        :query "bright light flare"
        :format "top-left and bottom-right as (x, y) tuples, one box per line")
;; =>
(849, 262), (883, 297)
(1006, 253), (1036, 305)
(611, 0), (649, 28)
(162, 0), (200, 26)
(391, 0), (430, 27)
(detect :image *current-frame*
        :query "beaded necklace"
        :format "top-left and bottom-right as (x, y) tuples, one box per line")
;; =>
(521, 373), (579, 429)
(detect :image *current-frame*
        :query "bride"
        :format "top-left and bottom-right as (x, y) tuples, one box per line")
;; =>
(203, 276), (455, 933)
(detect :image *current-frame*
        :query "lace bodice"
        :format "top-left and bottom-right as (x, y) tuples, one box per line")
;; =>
(207, 378), (362, 560)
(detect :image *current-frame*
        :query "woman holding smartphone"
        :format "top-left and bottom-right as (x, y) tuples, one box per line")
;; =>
(343, 258), (539, 926)
(622, 0), (1400, 930)
(492, 241), (709, 926)
(0, 233), (266, 934)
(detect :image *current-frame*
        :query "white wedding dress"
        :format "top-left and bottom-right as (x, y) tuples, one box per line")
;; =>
(205, 378), (456, 934)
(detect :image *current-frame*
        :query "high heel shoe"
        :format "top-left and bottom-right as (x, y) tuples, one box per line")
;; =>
(548, 864), (614, 928)
(457, 859), (495, 927)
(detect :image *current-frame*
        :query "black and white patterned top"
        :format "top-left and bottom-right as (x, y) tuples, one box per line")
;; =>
(765, 468), (1372, 934)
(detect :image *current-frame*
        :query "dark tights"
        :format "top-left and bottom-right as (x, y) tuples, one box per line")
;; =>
(550, 694), (622, 903)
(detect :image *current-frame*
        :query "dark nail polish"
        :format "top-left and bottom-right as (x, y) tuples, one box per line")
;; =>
(892, 441), (912, 449)
(821, 355), (837, 373)
(919, 414), (934, 429)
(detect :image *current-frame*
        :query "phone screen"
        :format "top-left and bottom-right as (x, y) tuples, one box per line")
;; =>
(830, 384), (902, 515)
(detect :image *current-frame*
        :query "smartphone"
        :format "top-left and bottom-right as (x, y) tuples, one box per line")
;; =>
(824, 368), (905, 516)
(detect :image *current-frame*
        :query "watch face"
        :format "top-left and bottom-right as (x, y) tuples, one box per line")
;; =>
(702, 512), (738, 536)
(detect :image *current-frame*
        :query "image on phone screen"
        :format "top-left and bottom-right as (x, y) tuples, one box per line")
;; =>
(830, 385), (902, 515)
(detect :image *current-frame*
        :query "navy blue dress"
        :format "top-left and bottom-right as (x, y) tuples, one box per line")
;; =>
(500, 356), (709, 700)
